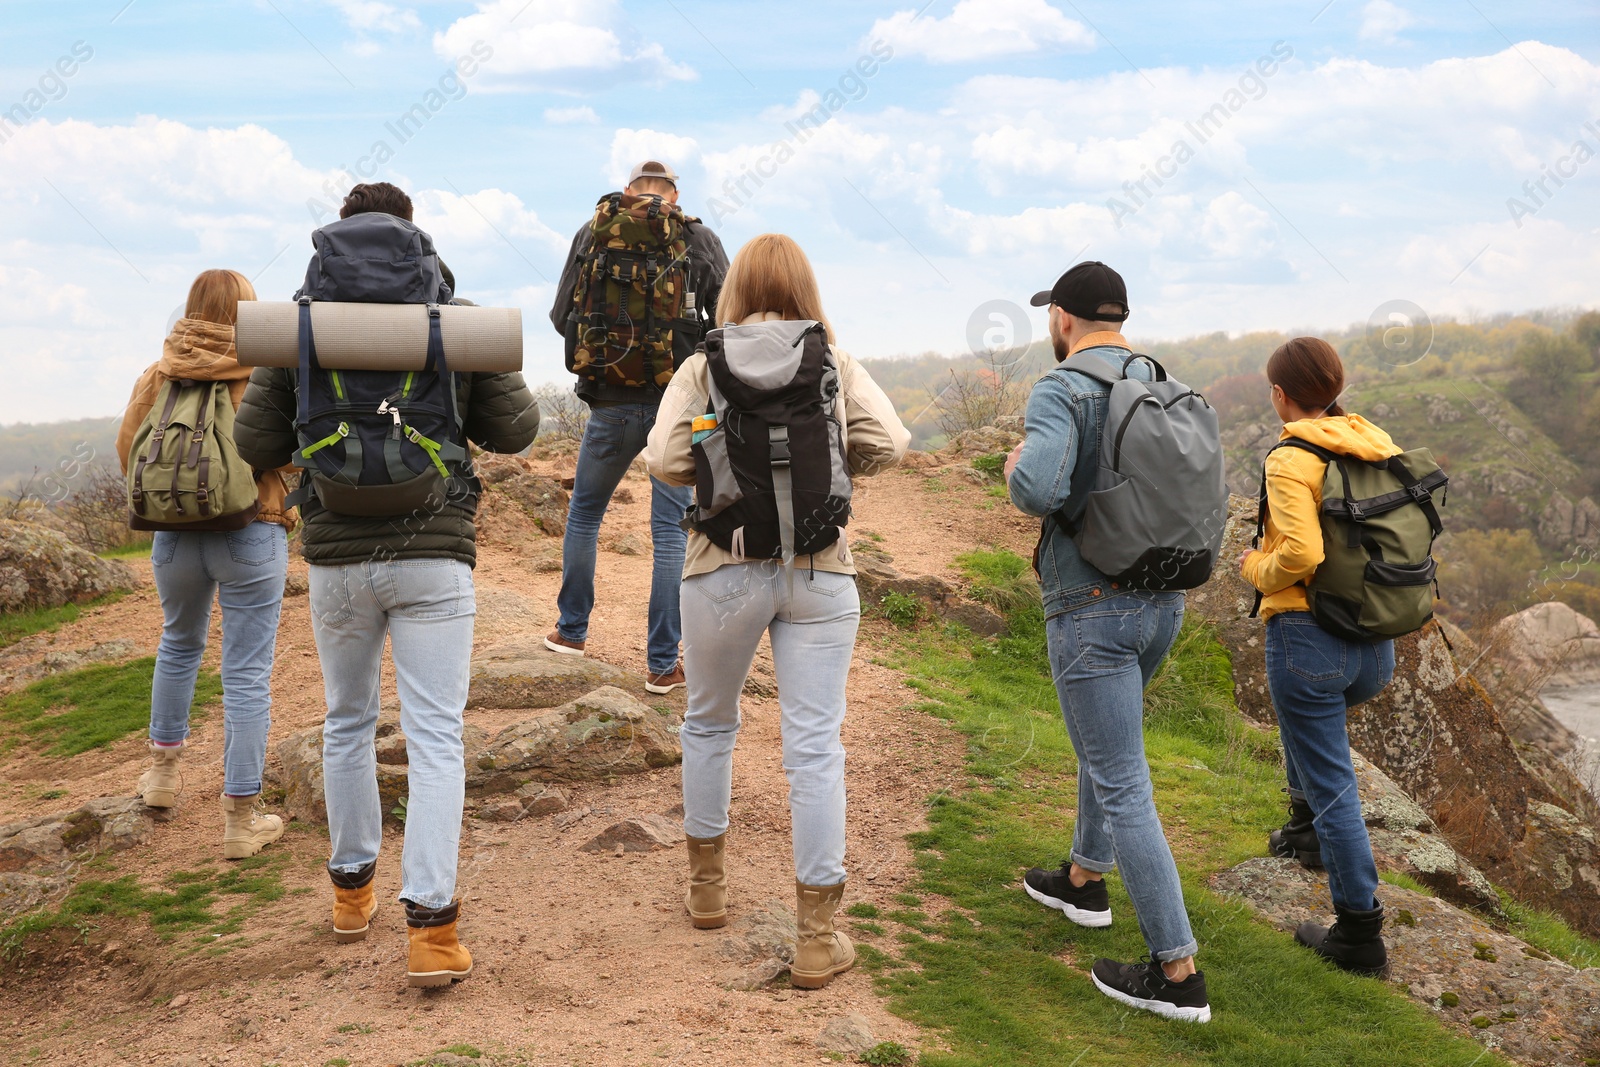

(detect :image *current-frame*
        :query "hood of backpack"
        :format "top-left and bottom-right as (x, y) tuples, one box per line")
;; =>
(1280, 414), (1401, 462)
(714, 319), (822, 390)
(159, 319), (251, 383)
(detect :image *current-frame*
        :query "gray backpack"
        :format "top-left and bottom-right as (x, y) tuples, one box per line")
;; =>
(1051, 351), (1228, 590)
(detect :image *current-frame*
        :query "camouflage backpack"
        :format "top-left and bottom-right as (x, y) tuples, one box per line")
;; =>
(563, 192), (702, 390)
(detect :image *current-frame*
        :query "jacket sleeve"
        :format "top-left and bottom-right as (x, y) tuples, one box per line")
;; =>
(463, 372), (541, 454)
(645, 354), (707, 488)
(1007, 373), (1080, 518)
(115, 365), (164, 475)
(234, 367), (301, 471)
(837, 351), (910, 477)
(548, 225), (589, 335)
(689, 224), (730, 325)
(1243, 450), (1326, 594)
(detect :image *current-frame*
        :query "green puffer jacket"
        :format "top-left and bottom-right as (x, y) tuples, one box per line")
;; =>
(234, 368), (540, 568)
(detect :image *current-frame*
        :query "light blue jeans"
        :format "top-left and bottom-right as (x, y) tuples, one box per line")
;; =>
(555, 403), (692, 674)
(680, 563), (860, 887)
(310, 559), (475, 910)
(149, 522), (287, 796)
(1049, 590), (1198, 962)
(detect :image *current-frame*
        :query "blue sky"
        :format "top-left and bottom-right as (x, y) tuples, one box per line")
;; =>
(1, 0), (1597, 422)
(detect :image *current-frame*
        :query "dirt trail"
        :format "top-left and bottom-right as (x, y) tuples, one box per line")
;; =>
(0, 458), (1038, 1066)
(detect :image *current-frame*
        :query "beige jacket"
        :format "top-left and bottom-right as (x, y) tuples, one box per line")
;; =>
(646, 312), (911, 578)
(116, 319), (298, 531)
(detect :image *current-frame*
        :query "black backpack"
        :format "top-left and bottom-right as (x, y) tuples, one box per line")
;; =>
(286, 214), (468, 517)
(687, 320), (850, 561)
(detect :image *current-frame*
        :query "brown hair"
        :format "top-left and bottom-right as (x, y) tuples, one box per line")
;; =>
(340, 181), (413, 221)
(1267, 336), (1346, 417)
(184, 269), (257, 327)
(715, 233), (835, 343)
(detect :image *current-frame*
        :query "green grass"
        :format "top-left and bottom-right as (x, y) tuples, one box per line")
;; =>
(862, 548), (1509, 1067)
(0, 851), (289, 960)
(0, 593), (124, 651)
(1498, 891), (1600, 968)
(99, 539), (152, 559)
(0, 657), (220, 756)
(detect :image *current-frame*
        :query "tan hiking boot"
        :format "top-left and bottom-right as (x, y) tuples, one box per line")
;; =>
(405, 900), (473, 988)
(543, 630), (586, 656)
(646, 661), (686, 695)
(138, 742), (185, 808)
(329, 860), (378, 943)
(219, 793), (285, 860)
(791, 879), (855, 989)
(685, 833), (727, 929)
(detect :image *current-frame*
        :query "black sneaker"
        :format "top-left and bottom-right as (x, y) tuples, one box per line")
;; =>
(1090, 957), (1211, 1023)
(1023, 864), (1112, 928)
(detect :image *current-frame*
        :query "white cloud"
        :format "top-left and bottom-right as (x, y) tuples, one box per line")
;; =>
(1359, 0), (1416, 44)
(328, 0), (420, 33)
(433, 0), (694, 87)
(606, 128), (700, 188)
(544, 106), (599, 124)
(868, 0), (1095, 63)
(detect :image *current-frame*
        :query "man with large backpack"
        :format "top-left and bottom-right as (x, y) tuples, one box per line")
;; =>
(1005, 262), (1225, 1023)
(235, 182), (540, 988)
(545, 160), (729, 694)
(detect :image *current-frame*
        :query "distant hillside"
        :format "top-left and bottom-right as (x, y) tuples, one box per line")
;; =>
(0, 417), (121, 496)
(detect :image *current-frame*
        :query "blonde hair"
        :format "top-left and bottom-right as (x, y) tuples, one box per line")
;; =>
(184, 269), (256, 327)
(716, 233), (835, 343)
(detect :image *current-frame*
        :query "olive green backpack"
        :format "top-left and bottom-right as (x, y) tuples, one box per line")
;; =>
(126, 379), (261, 531)
(1251, 438), (1448, 641)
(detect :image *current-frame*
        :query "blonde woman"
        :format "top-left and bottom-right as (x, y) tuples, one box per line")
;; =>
(116, 270), (295, 858)
(646, 234), (910, 989)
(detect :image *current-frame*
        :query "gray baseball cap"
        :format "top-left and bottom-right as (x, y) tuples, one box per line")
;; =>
(627, 160), (679, 187)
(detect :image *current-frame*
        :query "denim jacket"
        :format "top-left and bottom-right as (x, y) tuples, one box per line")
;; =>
(1007, 336), (1154, 620)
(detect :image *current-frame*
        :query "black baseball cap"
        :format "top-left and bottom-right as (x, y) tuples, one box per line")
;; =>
(1030, 261), (1130, 322)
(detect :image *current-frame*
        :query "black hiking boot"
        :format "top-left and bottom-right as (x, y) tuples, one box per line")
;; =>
(1023, 863), (1111, 928)
(1268, 788), (1323, 869)
(1295, 902), (1389, 977)
(1090, 957), (1211, 1023)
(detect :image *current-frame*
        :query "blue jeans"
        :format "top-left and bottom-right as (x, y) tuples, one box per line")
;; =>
(149, 522), (287, 796)
(1048, 590), (1197, 962)
(1266, 611), (1394, 912)
(310, 559), (476, 910)
(556, 404), (692, 674)
(679, 563), (860, 886)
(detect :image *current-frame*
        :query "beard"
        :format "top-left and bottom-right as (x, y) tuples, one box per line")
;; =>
(1050, 318), (1070, 362)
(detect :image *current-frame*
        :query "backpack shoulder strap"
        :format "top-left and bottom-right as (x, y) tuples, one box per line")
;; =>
(1249, 436), (1340, 617)
(1381, 455), (1445, 538)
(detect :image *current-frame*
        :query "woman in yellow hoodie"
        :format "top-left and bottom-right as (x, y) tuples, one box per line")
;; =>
(116, 269), (295, 860)
(1240, 337), (1397, 978)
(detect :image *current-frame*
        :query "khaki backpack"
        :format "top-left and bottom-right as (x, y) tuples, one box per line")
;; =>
(126, 379), (261, 531)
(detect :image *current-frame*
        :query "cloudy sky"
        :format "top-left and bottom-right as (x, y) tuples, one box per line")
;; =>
(2, 0), (1597, 423)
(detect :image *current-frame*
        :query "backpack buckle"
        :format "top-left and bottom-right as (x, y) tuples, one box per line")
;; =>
(769, 426), (791, 468)
(1347, 501), (1366, 521)
(1406, 483), (1430, 503)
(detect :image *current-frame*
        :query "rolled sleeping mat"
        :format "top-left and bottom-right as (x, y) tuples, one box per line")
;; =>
(235, 301), (523, 372)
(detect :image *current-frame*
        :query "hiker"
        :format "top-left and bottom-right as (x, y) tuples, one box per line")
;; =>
(645, 233), (909, 990)
(235, 181), (540, 988)
(1006, 262), (1213, 1023)
(1241, 337), (1443, 977)
(545, 160), (729, 694)
(117, 269), (294, 860)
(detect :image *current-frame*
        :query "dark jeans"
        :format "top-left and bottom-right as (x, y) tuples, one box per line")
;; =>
(1266, 611), (1395, 912)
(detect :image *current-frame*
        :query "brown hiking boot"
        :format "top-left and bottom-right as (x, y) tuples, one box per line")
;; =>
(405, 900), (473, 988)
(791, 880), (856, 989)
(329, 860), (378, 943)
(138, 742), (184, 808)
(543, 630), (586, 656)
(219, 793), (285, 860)
(685, 833), (727, 929)
(645, 661), (686, 695)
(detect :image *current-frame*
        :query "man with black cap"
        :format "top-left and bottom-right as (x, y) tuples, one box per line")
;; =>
(545, 160), (729, 694)
(1004, 261), (1211, 1022)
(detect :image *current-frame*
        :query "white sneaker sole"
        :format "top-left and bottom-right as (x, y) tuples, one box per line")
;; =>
(645, 679), (685, 695)
(543, 637), (585, 657)
(1024, 880), (1112, 928)
(1091, 972), (1211, 1023)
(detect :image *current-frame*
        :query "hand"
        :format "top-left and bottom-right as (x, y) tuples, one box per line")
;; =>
(1237, 549), (1254, 575)
(1003, 440), (1025, 481)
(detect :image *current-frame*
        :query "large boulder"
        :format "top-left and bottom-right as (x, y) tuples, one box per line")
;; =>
(272, 716), (490, 824)
(854, 552), (1007, 638)
(0, 797), (154, 918)
(1490, 601), (1600, 689)
(468, 641), (629, 709)
(1214, 857), (1600, 1067)
(1189, 494), (1600, 939)
(0, 517), (135, 613)
(477, 455), (570, 539)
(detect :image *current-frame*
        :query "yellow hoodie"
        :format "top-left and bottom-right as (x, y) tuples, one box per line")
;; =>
(1241, 414), (1400, 619)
